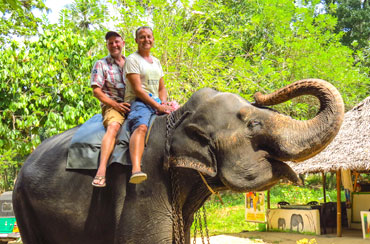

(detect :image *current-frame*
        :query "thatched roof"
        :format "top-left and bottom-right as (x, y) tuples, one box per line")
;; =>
(289, 96), (370, 174)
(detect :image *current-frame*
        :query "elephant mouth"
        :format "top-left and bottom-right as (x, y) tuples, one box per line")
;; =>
(268, 158), (301, 185)
(262, 158), (301, 190)
(218, 155), (301, 192)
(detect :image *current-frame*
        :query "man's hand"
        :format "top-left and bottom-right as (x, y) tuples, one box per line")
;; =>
(113, 102), (131, 114)
(92, 86), (130, 114)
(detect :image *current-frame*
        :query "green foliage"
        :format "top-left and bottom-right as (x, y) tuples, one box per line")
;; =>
(0, 0), (48, 45)
(0, 149), (20, 191)
(269, 183), (343, 207)
(324, 0), (370, 51)
(192, 193), (259, 236)
(0, 25), (100, 188)
(59, 0), (109, 36)
(115, 0), (370, 117)
(304, 173), (323, 186)
(304, 172), (339, 189)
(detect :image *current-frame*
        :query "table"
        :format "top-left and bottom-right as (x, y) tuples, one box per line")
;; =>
(267, 208), (321, 234)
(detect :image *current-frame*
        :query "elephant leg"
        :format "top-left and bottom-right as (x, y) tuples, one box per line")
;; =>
(106, 164), (129, 244)
(13, 184), (46, 243)
(301, 221), (304, 232)
(184, 228), (192, 244)
(80, 164), (128, 244)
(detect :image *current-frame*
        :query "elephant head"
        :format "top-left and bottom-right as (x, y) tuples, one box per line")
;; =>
(166, 79), (344, 192)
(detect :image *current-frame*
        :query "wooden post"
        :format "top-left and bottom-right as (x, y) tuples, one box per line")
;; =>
(267, 190), (270, 231)
(353, 171), (359, 192)
(336, 169), (342, 237)
(322, 172), (327, 203)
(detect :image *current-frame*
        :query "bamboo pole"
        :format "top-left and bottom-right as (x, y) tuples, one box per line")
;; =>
(353, 171), (359, 192)
(322, 172), (327, 203)
(336, 170), (342, 237)
(267, 190), (270, 231)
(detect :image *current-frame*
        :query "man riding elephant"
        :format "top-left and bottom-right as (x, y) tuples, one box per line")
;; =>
(124, 26), (175, 184)
(90, 30), (130, 187)
(13, 78), (344, 244)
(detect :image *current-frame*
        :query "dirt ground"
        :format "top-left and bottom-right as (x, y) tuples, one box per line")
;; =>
(7, 228), (368, 244)
(193, 229), (369, 244)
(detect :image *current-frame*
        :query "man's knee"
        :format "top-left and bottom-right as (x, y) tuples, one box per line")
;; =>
(106, 122), (121, 135)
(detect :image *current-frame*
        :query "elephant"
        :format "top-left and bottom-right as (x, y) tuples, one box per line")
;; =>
(290, 214), (304, 232)
(278, 218), (286, 230)
(13, 79), (344, 244)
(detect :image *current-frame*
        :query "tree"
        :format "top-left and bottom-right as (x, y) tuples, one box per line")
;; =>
(0, 25), (100, 190)
(0, 0), (48, 45)
(323, 0), (370, 50)
(1, 0), (369, 191)
(59, 0), (109, 36)
(132, 0), (369, 114)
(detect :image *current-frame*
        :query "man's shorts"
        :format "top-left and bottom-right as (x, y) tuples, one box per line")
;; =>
(102, 106), (126, 128)
(127, 100), (157, 133)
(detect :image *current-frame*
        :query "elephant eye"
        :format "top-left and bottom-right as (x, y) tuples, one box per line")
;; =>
(248, 120), (262, 129)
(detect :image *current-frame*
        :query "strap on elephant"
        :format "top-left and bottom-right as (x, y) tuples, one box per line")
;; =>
(192, 172), (225, 244)
(198, 172), (224, 205)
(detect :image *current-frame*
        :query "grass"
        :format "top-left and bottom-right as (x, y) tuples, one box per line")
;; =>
(192, 183), (342, 236)
(192, 192), (258, 236)
(201, 203), (259, 235)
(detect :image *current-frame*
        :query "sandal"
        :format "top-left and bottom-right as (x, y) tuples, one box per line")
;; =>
(92, 176), (106, 187)
(129, 172), (147, 184)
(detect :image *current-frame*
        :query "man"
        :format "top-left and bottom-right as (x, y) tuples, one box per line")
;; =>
(91, 31), (130, 187)
(124, 26), (173, 184)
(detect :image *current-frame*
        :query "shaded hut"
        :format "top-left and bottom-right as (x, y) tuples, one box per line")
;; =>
(288, 96), (370, 236)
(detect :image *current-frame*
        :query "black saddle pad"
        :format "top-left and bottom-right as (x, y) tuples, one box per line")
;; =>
(66, 114), (155, 169)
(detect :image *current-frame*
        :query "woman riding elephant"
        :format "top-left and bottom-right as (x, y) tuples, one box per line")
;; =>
(13, 79), (344, 244)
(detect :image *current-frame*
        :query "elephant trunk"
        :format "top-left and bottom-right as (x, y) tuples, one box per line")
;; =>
(254, 79), (344, 162)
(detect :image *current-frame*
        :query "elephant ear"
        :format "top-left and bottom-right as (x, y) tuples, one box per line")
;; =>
(166, 121), (217, 177)
(185, 123), (210, 143)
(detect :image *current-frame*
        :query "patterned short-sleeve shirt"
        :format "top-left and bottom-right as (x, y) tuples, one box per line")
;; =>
(90, 55), (126, 107)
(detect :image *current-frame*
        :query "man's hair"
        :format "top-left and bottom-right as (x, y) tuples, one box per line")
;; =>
(105, 31), (123, 41)
(135, 26), (153, 38)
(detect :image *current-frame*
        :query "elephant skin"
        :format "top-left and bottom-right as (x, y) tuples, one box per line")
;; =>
(278, 218), (286, 230)
(290, 214), (304, 232)
(13, 79), (344, 244)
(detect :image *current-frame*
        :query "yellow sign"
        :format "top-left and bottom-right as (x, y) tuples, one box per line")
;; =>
(245, 192), (266, 223)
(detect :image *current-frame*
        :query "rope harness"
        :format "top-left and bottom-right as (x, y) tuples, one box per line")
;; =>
(166, 111), (219, 244)
(198, 172), (224, 205)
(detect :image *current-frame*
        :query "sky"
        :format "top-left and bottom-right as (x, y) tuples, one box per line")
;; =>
(37, 0), (73, 24)
(38, 0), (121, 27)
